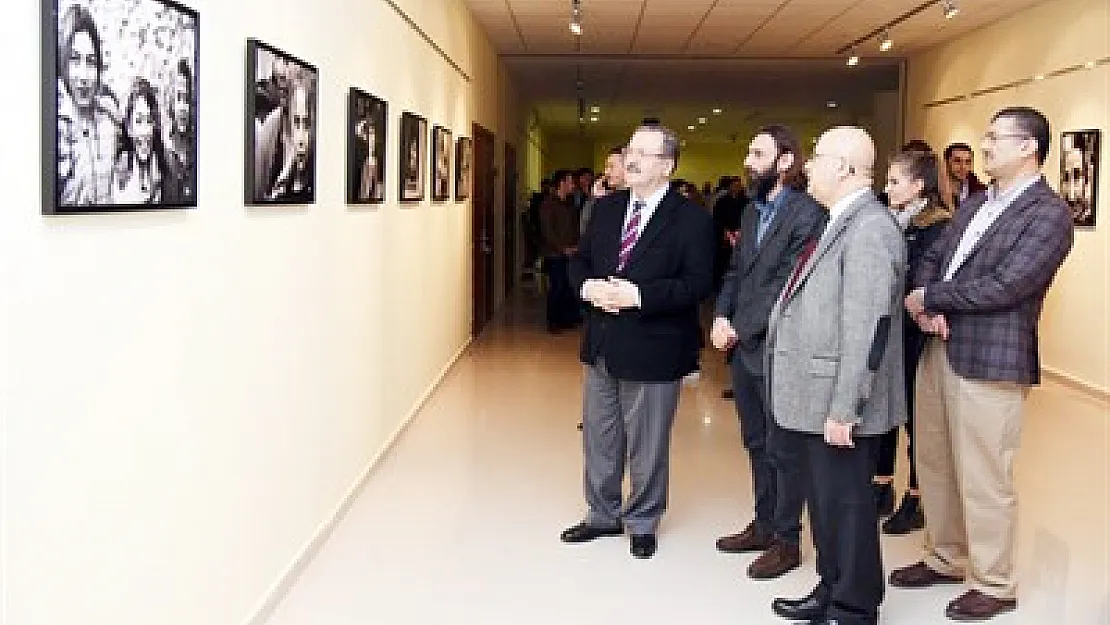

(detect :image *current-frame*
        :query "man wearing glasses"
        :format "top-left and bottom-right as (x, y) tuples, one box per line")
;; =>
(894, 107), (1074, 622)
(560, 124), (713, 559)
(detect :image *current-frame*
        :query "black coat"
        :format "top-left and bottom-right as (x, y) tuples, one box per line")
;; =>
(570, 188), (715, 382)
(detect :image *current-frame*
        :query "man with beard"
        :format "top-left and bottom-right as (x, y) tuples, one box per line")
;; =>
(710, 125), (827, 579)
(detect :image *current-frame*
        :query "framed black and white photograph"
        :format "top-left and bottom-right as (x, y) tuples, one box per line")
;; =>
(41, 0), (199, 214)
(347, 88), (387, 204)
(1061, 129), (1100, 228)
(455, 136), (472, 201)
(431, 125), (452, 201)
(399, 112), (427, 202)
(246, 38), (318, 205)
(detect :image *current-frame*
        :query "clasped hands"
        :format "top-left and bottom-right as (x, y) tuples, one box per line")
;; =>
(904, 287), (950, 340)
(582, 277), (640, 313)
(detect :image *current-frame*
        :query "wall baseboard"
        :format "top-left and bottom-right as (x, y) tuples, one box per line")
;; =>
(1042, 366), (1110, 404)
(240, 337), (475, 625)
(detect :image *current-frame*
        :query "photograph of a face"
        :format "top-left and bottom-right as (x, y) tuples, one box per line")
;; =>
(1061, 130), (1099, 228)
(42, 0), (199, 214)
(399, 112), (427, 202)
(246, 38), (318, 205)
(347, 88), (387, 204)
(431, 125), (452, 201)
(455, 136), (472, 201)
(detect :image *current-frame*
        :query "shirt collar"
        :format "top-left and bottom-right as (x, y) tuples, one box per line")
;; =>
(631, 184), (669, 213)
(756, 187), (792, 215)
(827, 187), (870, 225)
(986, 174), (1040, 204)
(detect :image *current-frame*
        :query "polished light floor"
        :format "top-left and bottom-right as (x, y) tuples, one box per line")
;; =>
(265, 295), (1109, 625)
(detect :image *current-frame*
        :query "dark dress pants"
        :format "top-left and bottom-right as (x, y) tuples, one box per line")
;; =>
(874, 322), (925, 488)
(731, 353), (804, 544)
(544, 255), (580, 329)
(795, 431), (884, 622)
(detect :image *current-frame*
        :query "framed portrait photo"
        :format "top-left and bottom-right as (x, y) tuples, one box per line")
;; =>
(41, 0), (200, 214)
(245, 38), (318, 205)
(1060, 129), (1100, 228)
(399, 112), (427, 202)
(347, 88), (387, 204)
(431, 125), (452, 201)
(455, 136), (472, 201)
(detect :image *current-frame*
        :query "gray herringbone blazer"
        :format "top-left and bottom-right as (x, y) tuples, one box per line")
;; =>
(766, 190), (907, 437)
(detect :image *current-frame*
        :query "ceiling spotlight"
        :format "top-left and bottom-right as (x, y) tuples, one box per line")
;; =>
(687, 125), (696, 131)
(942, 0), (959, 19)
(1034, 74), (1046, 80)
(697, 117), (708, 124)
(569, 0), (582, 35)
(1086, 60), (1097, 69)
(712, 108), (723, 115)
(590, 105), (600, 114)
(589, 116), (599, 122)
(879, 31), (893, 52)
(847, 55), (860, 67)
(827, 100), (838, 108)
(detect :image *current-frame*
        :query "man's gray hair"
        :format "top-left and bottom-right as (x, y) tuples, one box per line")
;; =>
(635, 124), (680, 172)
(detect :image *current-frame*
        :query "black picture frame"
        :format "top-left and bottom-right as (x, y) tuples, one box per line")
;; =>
(245, 38), (318, 205)
(346, 88), (387, 204)
(41, 0), (200, 214)
(399, 112), (427, 202)
(431, 125), (452, 201)
(1061, 129), (1100, 228)
(455, 136), (472, 201)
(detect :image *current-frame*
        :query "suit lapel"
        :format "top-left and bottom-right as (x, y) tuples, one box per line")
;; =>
(744, 192), (795, 275)
(942, 177), (1046, 277)
(601, 190), (632, 273)
(621, 189), (680, 271)
(783, 192), (870, 303)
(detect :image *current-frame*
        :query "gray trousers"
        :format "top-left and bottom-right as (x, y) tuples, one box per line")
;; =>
(582, 360), (681, 535)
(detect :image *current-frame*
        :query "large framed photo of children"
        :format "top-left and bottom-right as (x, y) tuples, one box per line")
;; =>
(1060, 129), (1099, 228)
(399, 112), (427, 202)
(347, 88), (387, 204)
(41, 0), (199, 214)
(246, 38), (318, 205)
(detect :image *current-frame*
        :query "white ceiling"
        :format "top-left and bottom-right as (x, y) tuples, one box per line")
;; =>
(462, 0), (1048, 136)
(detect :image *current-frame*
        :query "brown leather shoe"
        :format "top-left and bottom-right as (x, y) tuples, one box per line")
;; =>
(889, 562), (964, 588)
(747, 539), (801, 579)
(945, 589), (1017, 621)
(716, 520), (773, 553)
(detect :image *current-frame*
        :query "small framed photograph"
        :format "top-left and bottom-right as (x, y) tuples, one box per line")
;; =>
(347, 88), (387, 204)
(1061, 129), (1100, 228)
(399, 112), (427, 202)
(245, 38), (318, 205)
(455, 136), (472, 201)
(41, 0), (200, 214)
(431, 125), (452, 201)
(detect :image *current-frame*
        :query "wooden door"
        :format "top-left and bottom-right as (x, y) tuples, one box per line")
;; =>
(471, 124), (496, 336)
(503, 143), (518, 295)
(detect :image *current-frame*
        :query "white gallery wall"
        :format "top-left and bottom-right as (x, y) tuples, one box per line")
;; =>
(0, 1), (519, 624)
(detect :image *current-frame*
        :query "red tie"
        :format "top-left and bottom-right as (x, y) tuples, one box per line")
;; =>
(617, 201), (645, 271)
(783, 238), (818, 299)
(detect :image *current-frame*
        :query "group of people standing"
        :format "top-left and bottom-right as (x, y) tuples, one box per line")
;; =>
(555, 106), (1073, 625)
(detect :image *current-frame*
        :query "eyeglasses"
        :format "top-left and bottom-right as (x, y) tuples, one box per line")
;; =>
(621, 147), (669, 159)
(982, 132), (1029, 143)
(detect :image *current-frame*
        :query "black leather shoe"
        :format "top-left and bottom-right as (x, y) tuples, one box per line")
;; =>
(882, 492), (925, 535)
(630, 534), (657, 558)
(560, 522), (622, 543)
(771, 588), (828, 621)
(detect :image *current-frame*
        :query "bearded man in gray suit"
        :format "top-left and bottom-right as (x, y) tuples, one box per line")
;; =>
(765, 127), (906, 625)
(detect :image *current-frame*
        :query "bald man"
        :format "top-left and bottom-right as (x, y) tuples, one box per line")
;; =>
(765, 127), (906, 625)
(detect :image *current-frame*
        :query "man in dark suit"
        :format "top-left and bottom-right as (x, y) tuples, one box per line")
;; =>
(767, 127), (906, 625)
(711, 125), (826, 579)
(895, 107), (1074, 622)
(560, 124), (714, 559)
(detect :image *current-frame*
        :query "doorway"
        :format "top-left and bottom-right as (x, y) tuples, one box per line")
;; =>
(471, 123), (496, 336)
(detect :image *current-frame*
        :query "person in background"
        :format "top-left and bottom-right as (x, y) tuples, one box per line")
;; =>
(581, 148), (625, 236)
(539, 170), (581, 332)
(872, 144), (952, 535)
(943, 143), (987, 210)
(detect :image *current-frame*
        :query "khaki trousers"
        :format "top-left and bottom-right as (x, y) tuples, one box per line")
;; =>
(915, 339), (1027, 600)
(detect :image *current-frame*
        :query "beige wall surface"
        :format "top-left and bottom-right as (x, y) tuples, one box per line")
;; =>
(906, 0), (1110, 393)
(0, 1), (519, 625)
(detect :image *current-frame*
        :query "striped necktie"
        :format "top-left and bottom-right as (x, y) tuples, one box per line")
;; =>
(617, 200), (645, 271)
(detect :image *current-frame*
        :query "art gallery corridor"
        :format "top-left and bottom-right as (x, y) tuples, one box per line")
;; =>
(260, 292), (1110, 625)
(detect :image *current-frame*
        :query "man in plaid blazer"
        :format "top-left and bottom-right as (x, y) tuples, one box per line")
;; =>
(892, 107), (1074, 622)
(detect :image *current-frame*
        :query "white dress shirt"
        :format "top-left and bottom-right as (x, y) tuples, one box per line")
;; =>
(820, 188), (870, 244)
(942, 175), (1040, 281)
(624, 184), (670, 240)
